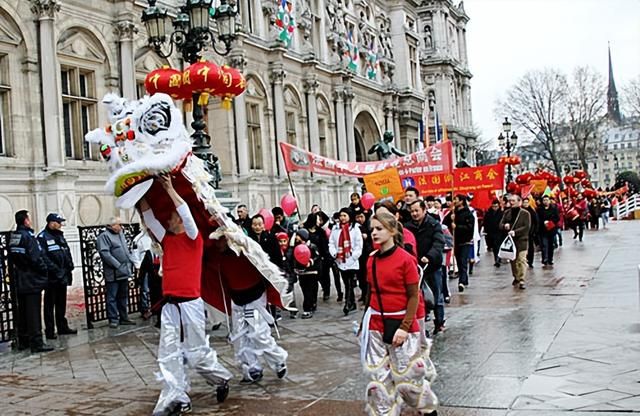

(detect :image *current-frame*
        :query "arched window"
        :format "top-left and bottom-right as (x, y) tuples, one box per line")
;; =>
(284, 86), (303, 148)
(0, 9), (25, 157)
(57, 28), (110, 161)
(246, 76), (268, 171)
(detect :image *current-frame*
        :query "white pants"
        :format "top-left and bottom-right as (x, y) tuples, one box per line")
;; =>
(230, 293), (288, 380)
(154, 298), (233, 414)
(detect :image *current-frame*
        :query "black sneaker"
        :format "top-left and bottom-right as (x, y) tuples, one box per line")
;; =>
(458, 284), (465, 293)
(512, 279), (518, 286)
(301, 312), (313, 319)
(179, 402), (192, 414)
(216, 382), (229, 403)
(240, 369), (263, 384)
(58, 328), (77, 335)
(45, 333), (57, 340)
(276, 364), (287, 379)
(31, 344), (54, 353)
(322, 295), (330, 302)
(336, 294), (343, 302)
(119, 319), (136, 326)
(519, 282), (526, 290)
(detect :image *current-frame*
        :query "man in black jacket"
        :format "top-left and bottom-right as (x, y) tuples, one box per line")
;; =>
(537, 195), (561, 266)
(483, 200), (505, 267)
(523, 197), (539, 268)
(37, 213), (77, 340)
(8, 210), (54, 353)
(443, 194), (475, 292)
(405, 200), (446, 333)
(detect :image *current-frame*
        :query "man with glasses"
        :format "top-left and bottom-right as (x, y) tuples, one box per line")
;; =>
(499, 195), (531, 290)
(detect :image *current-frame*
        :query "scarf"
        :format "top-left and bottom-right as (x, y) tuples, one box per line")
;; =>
(337, 223), (352, 263)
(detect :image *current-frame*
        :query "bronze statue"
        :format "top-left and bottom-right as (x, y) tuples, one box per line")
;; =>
(367, 131), (406, 160)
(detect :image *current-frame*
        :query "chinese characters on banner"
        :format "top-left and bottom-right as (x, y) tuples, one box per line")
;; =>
(412, 164), (505, 196)
(279, 141), (454, 178)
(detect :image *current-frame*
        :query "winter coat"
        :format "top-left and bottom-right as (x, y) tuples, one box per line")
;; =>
(249, 230), (283, 269)
(499, 207), (531, 252)
(483, 208), (504, 236)
(443, 206), (475, 247)
(96, 228), (135, 282)
(37, 227), (74, 286)
(329, 224), (363, 271)
(537, 205), (560, 236)
(404, 215), (445, 274)
(7, 225), (48, 294)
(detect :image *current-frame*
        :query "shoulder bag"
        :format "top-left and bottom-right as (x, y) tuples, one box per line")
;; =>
(371, 256), (403, 345)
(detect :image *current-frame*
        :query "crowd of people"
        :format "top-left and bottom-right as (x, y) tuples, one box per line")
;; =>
(4, 182), (619, 416)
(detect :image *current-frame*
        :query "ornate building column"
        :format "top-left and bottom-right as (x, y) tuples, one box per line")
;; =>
(114, 18), (138, 100)
(270, 62), (287, 175)
(333, 87), (348, 161)
(31, 0), (63, 170)
(230, 51), (249, 176)
(344, 86), (356, 161)
(304, 73), (320, 154)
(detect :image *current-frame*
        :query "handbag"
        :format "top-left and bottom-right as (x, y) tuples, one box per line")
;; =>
(371, 256), (403, 345)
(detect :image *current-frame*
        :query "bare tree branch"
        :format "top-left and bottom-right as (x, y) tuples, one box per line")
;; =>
(622, 76), (640, 117)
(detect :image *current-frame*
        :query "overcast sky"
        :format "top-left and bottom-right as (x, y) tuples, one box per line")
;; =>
(464, 0), (640, 146)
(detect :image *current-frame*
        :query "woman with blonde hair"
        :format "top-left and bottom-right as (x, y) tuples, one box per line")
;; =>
(359, 212), (438, 415)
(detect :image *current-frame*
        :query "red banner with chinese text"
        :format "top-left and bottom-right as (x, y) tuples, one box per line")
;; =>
(412, 164), (505, 196)
(279, 141), (454, 178)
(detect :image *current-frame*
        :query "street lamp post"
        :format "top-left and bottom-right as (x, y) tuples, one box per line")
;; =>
(141, 0), (239, 188)
(498, 117), (518, 184)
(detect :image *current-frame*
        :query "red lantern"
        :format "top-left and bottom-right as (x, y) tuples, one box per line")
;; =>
(583, 189), (598, 199)
(574, 170), (588, 180)
(144, 66), (184, 99)
(581, 178), (592, 188)
(563, 175), (575, 185)
(215, 65), (247, 110)
(182, 59), (221, 105)
(506, 182), (520, 194)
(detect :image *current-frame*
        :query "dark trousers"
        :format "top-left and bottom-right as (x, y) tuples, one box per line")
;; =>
(454, 245), (471, 286)
(339, 269), (357, 307)
(319, 258), (332, 296)
(441, 265), (450, 299)
(332, 263), (343, 296)
(298, 274), (319, 312)
(425, 269), (445, 326)
(356, 260), (368, 301)
(486, 233), (501, 263)
(540, 234), (555, 264)
(526, 236), (536, 266)
(17, 292), (44, 348)
(106, 279), (129, 324)
(44, 284), (70, 336)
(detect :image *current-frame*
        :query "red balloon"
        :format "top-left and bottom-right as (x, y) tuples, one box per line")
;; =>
(293, 244), (311, 265)
(258, 208), (274, 231)
(544, 220), (555, 231)
(280, 194), (297, 216)
(361, 192), (376, 210)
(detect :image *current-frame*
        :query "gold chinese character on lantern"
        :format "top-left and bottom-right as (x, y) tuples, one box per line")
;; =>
(197, 66), (210, 82)
(169, 74), (181, 88)
(182, 70), (191, 85)
(150, 73), (160, 89)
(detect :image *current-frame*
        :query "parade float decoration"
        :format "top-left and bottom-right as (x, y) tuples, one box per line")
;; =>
(85, 93), (293, 313)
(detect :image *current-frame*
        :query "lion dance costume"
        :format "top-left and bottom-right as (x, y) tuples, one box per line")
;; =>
(86, 93), (293, 415)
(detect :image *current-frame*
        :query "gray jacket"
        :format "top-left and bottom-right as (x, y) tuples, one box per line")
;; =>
(97, 228), (134, 282)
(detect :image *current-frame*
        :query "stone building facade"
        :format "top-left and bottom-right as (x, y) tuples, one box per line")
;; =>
(0, 0), (475, 242)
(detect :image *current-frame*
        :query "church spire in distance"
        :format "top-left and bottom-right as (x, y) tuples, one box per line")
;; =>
(607, 42), (622, 124)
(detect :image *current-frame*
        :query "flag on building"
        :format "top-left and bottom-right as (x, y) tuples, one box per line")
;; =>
(275, 0), (295, 47)
(345, 30), (359, 72)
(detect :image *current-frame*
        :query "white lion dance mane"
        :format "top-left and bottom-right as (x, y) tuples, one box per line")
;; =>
(85, 93), (293, 310)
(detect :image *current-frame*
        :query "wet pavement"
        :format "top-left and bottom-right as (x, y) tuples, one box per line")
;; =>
(1, 220), (640, 415)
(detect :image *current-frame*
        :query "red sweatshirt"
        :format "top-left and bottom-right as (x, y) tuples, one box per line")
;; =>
(367, 246), (420, 333)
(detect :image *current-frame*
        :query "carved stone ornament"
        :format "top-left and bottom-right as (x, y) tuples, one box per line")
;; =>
(30, 0), (61, 19)
(269, 66), (286, 84)
(114, 21), (138, 41)
(303, 75), (319, 94)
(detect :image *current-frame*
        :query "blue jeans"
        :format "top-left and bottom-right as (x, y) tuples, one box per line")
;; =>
(425, 269), (445, 326)
(455, 244), (471, 286)
(106, 279), (129, 323)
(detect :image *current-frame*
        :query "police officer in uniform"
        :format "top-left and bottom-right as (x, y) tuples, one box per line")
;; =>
(38, 213), (77, 340)
(8, 210), (53, 353)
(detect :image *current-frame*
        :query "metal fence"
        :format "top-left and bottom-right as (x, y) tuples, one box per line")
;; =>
(79, 224), (141, 329)
(0, 232), (16, 343)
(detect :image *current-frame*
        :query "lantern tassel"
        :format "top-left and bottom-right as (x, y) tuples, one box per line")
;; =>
(222, 97), (232, 110)
(198, 93), (210, 106)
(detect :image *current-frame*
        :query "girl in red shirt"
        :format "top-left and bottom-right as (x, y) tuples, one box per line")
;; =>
(360, 213), (438, 416)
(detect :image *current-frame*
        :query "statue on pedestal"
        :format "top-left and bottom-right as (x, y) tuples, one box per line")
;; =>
(367, 131), (405, 160)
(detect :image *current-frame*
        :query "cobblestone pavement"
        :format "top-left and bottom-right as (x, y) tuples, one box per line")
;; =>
(1, 220), (639, 415)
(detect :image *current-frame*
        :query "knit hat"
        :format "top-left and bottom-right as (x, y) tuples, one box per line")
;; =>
(296, 228), (310, 242)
